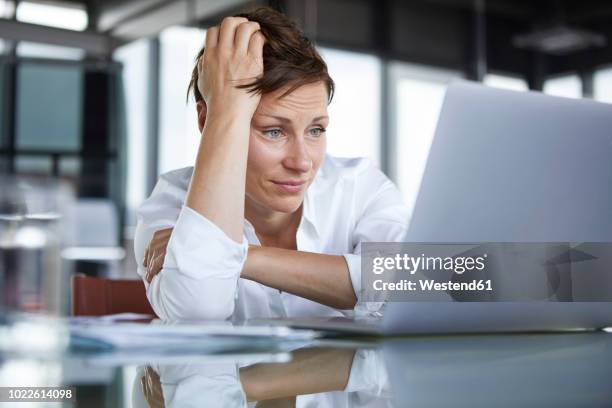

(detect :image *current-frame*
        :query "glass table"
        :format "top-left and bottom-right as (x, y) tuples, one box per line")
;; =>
(1, 324), (611, 407)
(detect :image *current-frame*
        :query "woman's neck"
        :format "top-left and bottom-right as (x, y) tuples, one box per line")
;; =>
(245, 198), (302, 249)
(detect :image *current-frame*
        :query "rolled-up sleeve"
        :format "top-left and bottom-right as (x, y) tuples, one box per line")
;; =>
(150, 206), (248, 321)
(134, 169), (248, 322)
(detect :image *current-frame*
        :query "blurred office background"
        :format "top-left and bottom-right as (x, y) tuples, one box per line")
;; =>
(1, 0), (611, 278)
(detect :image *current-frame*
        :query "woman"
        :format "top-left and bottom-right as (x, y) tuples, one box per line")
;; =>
(134, 7), (409, 321)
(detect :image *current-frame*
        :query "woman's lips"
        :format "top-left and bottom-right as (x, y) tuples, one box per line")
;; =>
(271, 180), (306, 193)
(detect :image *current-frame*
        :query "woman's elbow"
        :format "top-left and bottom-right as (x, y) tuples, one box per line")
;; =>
(155, 293), (235, 322)
(150, 273), (237, 321)
(186, 294), (236, 321)
(332, 290), (358, 310)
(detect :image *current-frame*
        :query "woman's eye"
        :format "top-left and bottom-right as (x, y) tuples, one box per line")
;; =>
(309, 127), (326, 137)
(263, 129), (282, 139)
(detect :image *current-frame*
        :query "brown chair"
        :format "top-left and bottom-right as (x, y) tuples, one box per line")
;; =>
(71, 274), (156, 317)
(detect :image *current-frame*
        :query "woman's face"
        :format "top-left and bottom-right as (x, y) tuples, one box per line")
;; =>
(246, 81), (329, 214)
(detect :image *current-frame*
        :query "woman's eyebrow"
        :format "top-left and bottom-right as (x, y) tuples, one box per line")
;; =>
(311, 116), (329, 122)
(255, 114), (329, 123)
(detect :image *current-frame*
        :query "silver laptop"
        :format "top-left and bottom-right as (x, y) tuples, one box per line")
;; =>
(256, 81), (612, 335)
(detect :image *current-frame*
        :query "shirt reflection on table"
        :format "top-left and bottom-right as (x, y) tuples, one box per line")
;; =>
(135, 347), (392, 408)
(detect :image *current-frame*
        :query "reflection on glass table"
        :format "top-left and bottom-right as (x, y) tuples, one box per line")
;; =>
(135, 346), (391, 408)
(132, 333), (612, 408)
(0, 330), (611, 407)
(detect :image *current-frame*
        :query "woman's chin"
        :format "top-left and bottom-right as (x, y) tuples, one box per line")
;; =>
(265, 195), (304, 214)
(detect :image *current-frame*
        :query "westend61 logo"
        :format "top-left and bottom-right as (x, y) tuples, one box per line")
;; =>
(372, 253), (488, 275)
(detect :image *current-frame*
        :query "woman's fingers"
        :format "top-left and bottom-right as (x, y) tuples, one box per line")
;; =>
(197, 16), (263, 114)
(145, 251), (156, 283)
(146, 252), (165, 283)
(147, 247), (156, 269)
(235, 21), (261, 55)
(145, 244), (155, 283)
(248, 31), (266, 59)
(152, 252), (164, 276)
(205, 25), (219, 49)
(218, 16), (248, 49)
(143, 246), (149, 268)
(143, 228), (173, 282)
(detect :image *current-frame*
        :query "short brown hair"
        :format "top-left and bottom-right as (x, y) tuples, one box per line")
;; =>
(188, 6), (334, 103)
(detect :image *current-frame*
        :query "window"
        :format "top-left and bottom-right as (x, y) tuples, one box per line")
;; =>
(390, 63), (462, 218)
(0, 61), (8, 159)
(16, 1), (87, 31)
(16, 42), (85, 60)
(318, 47), (381, 166)
(0, 0), (12, 55)
(0, 62), (5, 151)
(484, 74), (528, 92)
(0, 0), (14, 18)
(543, 74), (582, 98)
(59, 157), (80, 177)
(114, 39), (151, 226)
(15, 156), (52, 174)
(158, 26), (206, 174)
(16, 63), (83, 152)
(594, 67), (612, 104)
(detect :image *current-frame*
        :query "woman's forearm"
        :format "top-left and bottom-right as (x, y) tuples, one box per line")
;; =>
(185, 17), (263, 243)
(185, 110), (251, 243)
(242, 246), (357, 309)
(240, 348), (355, 401)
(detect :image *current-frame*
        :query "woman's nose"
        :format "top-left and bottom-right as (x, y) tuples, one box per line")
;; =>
(282, 139), (313, 173)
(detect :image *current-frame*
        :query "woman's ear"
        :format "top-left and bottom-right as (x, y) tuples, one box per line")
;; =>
(196, 100), (207, 133)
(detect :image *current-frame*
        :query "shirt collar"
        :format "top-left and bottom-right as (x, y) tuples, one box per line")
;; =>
(301, 186), (320, 239)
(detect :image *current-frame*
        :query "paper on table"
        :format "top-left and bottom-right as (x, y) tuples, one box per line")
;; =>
(72, 350), (293, 367)
(68, 313), (154, 325)
(69, 321), (318, 351)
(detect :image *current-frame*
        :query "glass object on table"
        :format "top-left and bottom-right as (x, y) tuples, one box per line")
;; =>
(0, 176), (74, 316)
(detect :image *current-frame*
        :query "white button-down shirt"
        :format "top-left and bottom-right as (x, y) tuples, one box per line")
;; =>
(134, 155), (410, 322)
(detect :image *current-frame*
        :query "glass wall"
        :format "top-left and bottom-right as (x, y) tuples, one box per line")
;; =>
(0, 1), (10, 156)
(16, 1), (87, 31)
(113, 39), (151, 226)
(594, 67), (612, 104)
(484, 74), (528, 91)
(390, 63), (462, 217)
(318, 47), (382, 166)
(0, 0), (14, 19)
(16, 63), (83, 152)
(0, 61), (5, 158)
(543, 74), (582, 98)
(15, 63), (83, 175)
(0, 0), (94, 177)
(16, 42), (85, 60)
(158, 26), (206, 174)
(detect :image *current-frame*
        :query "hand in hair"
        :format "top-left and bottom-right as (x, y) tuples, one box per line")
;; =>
(197, 17), (266, 117)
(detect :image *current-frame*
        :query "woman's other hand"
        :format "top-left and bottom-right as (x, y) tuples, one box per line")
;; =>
(198, 17), (266, 118)
(143, 228), (173, 283)
(141, 366), (164, 408)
